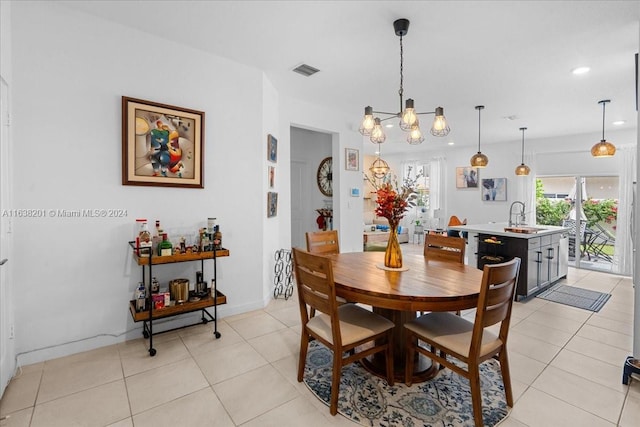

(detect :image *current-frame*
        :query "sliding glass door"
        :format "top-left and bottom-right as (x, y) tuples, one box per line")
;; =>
(536, 175), (618, 272)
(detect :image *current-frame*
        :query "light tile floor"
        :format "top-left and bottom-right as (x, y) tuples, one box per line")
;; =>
(1, 243), (639, 426)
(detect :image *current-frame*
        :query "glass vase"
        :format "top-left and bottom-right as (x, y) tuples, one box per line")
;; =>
(384, 224), (403, 268)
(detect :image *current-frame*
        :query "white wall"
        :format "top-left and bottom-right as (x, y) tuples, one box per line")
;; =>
(283, 97), (364, 253)
(0, 0), (15, 398)
(10, 1), (276, 365)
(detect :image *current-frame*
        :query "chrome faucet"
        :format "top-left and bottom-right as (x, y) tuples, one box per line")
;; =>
(509, 201), (526, 227)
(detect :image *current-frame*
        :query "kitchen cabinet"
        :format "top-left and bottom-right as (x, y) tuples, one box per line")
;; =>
(452, 223), (569, 299)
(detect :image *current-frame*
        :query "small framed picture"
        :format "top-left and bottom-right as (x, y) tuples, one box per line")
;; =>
(267, 192), (278, 217)
(345, 148), (359, 171)
(268, 166), (275, 189)
(350, 188), (360, 197)
(481, 178), (507, 201)
(267, 134), (277, 163)
(456, 167), (479, 188)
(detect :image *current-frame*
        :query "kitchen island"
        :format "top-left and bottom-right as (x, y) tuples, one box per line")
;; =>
(449, 223), (569, 299)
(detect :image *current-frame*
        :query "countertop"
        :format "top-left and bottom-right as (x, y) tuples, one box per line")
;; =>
(449, 222), (568, 239)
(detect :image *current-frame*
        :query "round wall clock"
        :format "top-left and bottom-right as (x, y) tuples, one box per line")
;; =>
(316, 156), (333, 197)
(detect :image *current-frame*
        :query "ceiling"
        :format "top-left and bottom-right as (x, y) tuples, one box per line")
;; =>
(59, 1), (639, 156)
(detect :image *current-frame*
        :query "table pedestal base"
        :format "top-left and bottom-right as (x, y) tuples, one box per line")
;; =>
(359, 307), (440, 383)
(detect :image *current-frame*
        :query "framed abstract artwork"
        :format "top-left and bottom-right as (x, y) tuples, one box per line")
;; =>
(122, 96), (204, 188)
(345, 148), (359, 171)
(481, 178), (507, 201)
(267, 192), (278, 217)
(456, 167), (479, 188)
(268, 166), (275, 189)
(267, 134), (277, 163)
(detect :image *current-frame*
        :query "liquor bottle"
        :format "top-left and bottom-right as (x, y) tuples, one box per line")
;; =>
(135, 283), (146, 312)
(151, 277), (159, 294)
(152, 220), (162, 252)
(158, 233), (173, 256)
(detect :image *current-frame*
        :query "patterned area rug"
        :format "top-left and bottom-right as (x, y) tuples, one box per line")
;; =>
(303, 341), (509, 426)
(536, 284), (611, 312)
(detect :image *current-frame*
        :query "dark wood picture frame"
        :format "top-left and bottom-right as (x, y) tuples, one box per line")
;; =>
(122, 96), (204, 188)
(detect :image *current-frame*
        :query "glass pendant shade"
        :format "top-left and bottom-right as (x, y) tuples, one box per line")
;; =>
(406, 124), (425, 145)
(470, 105), (488, 167)
(430, 106), (450, 137)
(370, 157), (390, 179)
(399, 99), (418, 131)
(591, 140), (616, 157)
(369, 118), (386, 144)
(470, 152), (489, 168)
(359, 106), (375, 136)
(515, 127), (530, 175)
(591, 99), (616, 158)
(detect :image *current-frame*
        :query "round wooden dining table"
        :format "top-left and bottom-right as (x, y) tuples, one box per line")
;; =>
(325, 251), (484, 382)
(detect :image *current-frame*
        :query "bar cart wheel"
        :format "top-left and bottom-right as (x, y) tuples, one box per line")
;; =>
(149, 348), (156, 357)
(214, 331), (221, 339)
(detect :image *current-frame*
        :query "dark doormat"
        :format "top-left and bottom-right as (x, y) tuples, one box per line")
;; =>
(536, 284), (611, 312)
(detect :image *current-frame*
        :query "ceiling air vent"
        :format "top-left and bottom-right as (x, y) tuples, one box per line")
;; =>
(292, 64), (320, 77)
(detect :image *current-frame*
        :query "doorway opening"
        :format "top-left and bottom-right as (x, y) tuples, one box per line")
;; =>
(536, 175), (618, 272)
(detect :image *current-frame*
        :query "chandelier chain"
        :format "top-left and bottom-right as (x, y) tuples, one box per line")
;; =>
(521, 128), (525, 163)
(477, 108), (482, 151)
(399, 34), (404, 104)
(601, 100), (606, 141)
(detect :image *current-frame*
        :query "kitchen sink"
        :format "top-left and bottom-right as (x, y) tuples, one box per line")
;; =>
(504, 226), (547, 234)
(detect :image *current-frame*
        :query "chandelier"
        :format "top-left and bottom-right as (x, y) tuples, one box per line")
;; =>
(591, 99), (616, 157)
(358, 19), (450, 145)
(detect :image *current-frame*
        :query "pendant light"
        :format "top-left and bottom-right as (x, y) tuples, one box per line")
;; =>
(369, 143), (390, 179)
(591, 99), (616, 157)
(515, 127), (531, 176)
(470, 105), (489, 168)
(358, 18), (450, 145)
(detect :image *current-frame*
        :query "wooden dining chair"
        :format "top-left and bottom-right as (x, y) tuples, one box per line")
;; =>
(305, 230), (340, 255)
(423, 233), (466, 263)
(292, 247), (395, 415)
(404, 257), (521, 427)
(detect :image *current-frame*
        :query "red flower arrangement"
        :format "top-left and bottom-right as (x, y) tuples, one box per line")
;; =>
(368, 168), (421, 229)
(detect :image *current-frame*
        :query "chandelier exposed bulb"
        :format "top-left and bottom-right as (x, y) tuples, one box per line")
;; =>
(430, 107), (450, 137)
(369, 118), (386, 144)
(359, 106), (375, 136)
(407, 124), (425, 145)
(400, 99), (418, 131)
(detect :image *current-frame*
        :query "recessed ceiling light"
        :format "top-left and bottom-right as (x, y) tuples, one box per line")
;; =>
(503, 115), (519, 121)
(447, 141), (455, 145)
(571, 66), (590, 75)
(385, 123), (394, 128)
(612, 120), (626, 126)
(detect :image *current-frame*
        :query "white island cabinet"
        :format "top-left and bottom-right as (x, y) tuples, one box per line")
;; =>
(449, 223), (569, 299)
